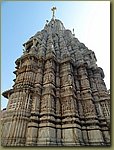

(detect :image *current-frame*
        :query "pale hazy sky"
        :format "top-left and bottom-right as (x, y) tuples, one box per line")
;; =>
(1, 1), (110, 109)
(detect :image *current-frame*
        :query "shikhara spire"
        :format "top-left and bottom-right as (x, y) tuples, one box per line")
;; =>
(1, 8), (110, 146)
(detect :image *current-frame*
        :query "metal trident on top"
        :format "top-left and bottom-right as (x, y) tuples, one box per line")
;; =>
(51, 7), (57, 19)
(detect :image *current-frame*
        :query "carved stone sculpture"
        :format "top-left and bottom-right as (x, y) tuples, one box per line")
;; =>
(1, 7), (110, 146)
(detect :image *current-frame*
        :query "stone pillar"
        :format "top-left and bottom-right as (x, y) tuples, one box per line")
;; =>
(74, 68), (86, 145)
(78, 64), (104, 145)
(92, 68), (110, 145)
(60, 58), (82, 146)
(55, 64), (62, 145)
(38, 54), (57, 145)
(1, 90), (30, 146)
(26, 59), (44, 146)
(93, 68), (110, 122)
(1, 54), (40, 146)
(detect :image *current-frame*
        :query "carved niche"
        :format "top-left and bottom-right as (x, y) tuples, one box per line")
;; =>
(43, 72), (55, 84)
(82, 100), (96, 117)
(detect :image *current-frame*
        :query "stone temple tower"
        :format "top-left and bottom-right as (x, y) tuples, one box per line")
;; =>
(1, 7), (110, 146)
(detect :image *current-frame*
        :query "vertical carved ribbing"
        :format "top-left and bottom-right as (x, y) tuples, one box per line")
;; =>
(26, 58), (44, 146)
(91, 68), (110, 145)
(1, 18), (110, 146)
(78, 65), (96, 117)
(55, 63), (62, 145)
(38, 45), (57, 145)
(60, 59), (81, 146)
(78, 65), (105, 145)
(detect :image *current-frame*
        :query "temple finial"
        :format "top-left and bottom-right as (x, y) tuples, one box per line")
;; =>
(73, 28), (75, 36)
(51, 7), (57, 19)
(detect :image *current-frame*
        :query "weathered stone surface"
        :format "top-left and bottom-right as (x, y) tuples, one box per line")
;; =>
(1, 12), (110, 146)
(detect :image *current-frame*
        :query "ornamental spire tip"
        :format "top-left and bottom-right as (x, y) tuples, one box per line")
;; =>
(51, 7), (57, 19)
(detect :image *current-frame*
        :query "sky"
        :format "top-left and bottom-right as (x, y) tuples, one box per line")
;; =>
(1, 1), (110, 109)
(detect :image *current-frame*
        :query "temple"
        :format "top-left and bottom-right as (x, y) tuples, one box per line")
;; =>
(1, 7), (110, 146)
